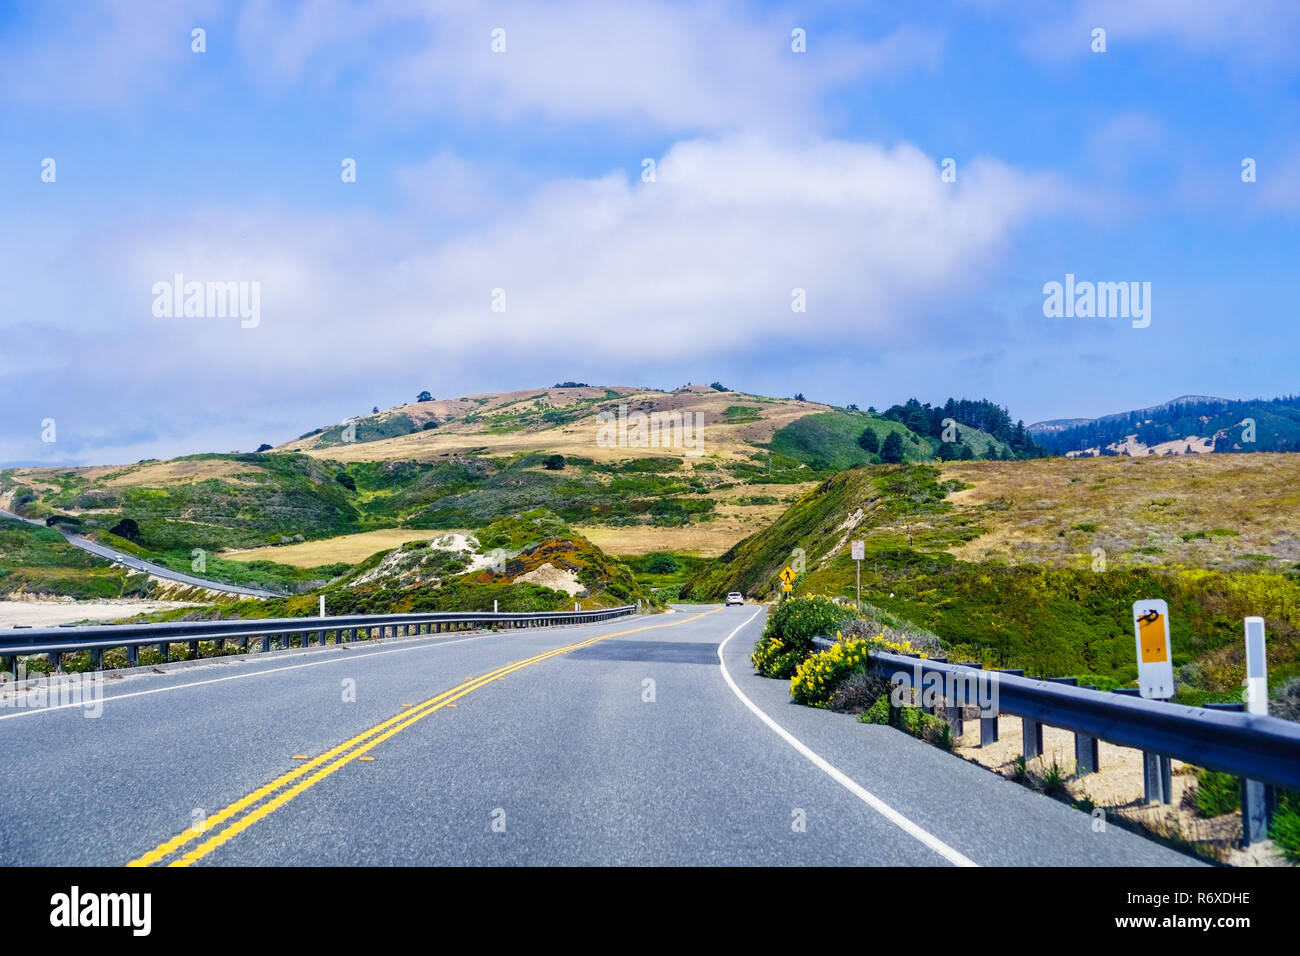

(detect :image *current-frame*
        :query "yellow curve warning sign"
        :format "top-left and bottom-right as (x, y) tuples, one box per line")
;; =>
(1138, 610), (1168, 663)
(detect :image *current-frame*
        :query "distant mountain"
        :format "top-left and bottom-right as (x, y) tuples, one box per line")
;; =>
(1030, 395), (1300, 457)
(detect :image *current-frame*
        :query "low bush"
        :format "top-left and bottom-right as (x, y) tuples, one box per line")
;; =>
(830, 669), (892, 714)
(751, 595), (850, 677)
(1193, 768), (1241, 818)
(751, 636), (805, 679)
(791, 639), (874, 707)
(858, 695), (891, 725)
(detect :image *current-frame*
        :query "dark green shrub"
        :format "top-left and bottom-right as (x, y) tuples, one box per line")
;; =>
(1270, 791), (1300, 863)
(1193, 768), (1241, 817)
(858, 695), (890, 725)
(643, 553), (680, 575)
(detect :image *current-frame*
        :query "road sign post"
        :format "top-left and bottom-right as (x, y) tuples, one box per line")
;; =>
(779, 566), (796, 599)
(851, 540), (864, 606)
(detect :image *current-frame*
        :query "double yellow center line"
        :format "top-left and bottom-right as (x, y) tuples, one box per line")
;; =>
(129, 607), (718, 867)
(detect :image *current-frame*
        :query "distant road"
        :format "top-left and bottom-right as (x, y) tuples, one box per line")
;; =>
(0, 605), (1202, 865)
(0, 508), (280, 599)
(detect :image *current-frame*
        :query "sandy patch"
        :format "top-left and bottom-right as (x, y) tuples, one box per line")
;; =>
(0, 599), (198, 628)
(952, 712), (1283, 863)
(513, 562), (583, 595)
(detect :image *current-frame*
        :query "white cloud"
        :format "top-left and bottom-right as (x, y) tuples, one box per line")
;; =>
(1019, 0), (1300, 69)
(234, 0), (941, 133)
(0, 0), (223, 105)
(1, 134), (1080, 463)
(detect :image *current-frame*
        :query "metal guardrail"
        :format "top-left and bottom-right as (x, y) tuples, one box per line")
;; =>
(0, 606), (637, 675)
(861, 648), (1300, 793)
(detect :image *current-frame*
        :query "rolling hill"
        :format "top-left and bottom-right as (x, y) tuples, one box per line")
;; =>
(0, 384), (1026, 595)
(1030, 394), (1300, 457)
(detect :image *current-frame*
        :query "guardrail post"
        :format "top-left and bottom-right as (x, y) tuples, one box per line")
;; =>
(1022, 717), (1044, 761)
(979, 711), (998, 746)
(1074, 684), (1101, 775)
(188, 639), (199, 659)
(1242, 780), (1276, 846)
(953, 664), (996, 746)
(1140, 751), (1172, 805)
(1046, 678), (1098, 775)
(262, 634), (271, 653)
(1116, 689), (1170, 801)
(51, 650), (62, 673)
(90, 647), (102, 669)
(126, 643), (138, 667)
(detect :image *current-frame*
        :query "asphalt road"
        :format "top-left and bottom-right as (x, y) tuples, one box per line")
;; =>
(0, 508), (280, 599)
(0, 605), (1200, 866)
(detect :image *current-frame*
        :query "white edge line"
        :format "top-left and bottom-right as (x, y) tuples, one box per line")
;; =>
(717, 609), (978, 868)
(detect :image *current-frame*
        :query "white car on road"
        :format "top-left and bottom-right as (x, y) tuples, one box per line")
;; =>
(725, 592), (744, 606)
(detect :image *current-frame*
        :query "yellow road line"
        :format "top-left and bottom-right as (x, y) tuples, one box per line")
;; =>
(129, 608), (718, 867)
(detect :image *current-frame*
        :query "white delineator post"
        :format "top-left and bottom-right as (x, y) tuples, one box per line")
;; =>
(1244, 617), (1267, 717)
(1242, 616), (1272, 845)
(319, 595), (325, 617)
(851, 540), (864, 606)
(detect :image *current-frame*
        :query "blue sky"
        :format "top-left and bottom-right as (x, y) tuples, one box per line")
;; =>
(2, 0), (1298, 465)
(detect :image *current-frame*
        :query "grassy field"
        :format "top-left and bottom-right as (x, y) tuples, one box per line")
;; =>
(939, 454), (1300, 571)
(682, 458), (1300, 703)
(224, 528), (469, 567)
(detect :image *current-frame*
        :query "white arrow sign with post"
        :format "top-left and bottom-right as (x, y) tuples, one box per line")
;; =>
(1133, 599), (1174, 700)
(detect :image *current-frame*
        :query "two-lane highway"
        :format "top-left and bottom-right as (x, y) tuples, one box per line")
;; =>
(0, 508), (280, 598)
(0, 606), (1200, 866)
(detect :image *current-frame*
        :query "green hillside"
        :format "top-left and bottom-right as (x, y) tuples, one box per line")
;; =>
(0, 518), (152, 599)
(681, 464), (1300, 702)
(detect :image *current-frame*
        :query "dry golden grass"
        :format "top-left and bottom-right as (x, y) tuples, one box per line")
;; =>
(5, 457), (251, 492)
(575, 518), (765, 557)
(940, 454), (1300, 570)
(223, 529), (468, 567)
(287, 384), (827, 465)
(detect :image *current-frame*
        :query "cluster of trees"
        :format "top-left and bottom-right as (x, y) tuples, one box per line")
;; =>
(881, 398), (1045, 459)
(856, 428), (908, 463)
